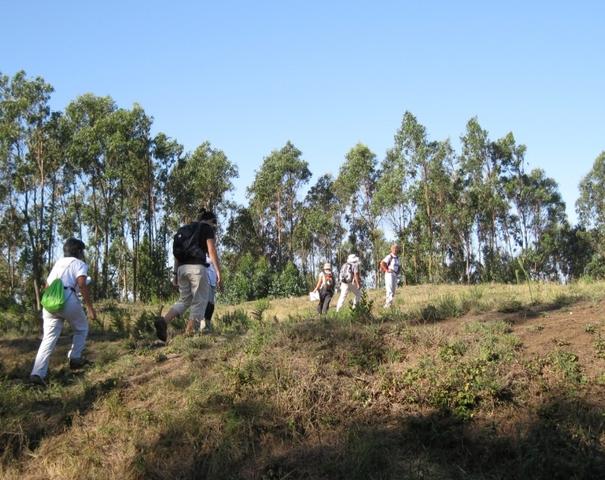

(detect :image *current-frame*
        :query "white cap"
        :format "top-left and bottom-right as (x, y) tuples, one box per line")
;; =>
(347, 254), (359, 264)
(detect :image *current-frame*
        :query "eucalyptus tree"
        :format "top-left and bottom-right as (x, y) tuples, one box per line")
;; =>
(295, 174), (343, 277)
(0, 71), (59, 306)
(165, 141), (238, 227)
(576, 151), (605, 275)
(64, 94), (118, 296)
(247, 141), (311, 267)
(577, 151), (605, 232)
(377, 112), (456, 283)
(334, 143), (380, 284)
(508, 168), (567, 278)
(459, 118), (516, 281)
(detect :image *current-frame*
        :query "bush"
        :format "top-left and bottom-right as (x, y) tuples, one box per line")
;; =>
(215, 309), (250, 335)
(269, 261), (306, 298)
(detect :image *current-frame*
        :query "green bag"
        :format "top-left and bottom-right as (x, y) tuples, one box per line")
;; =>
(41, 278), (66, 313)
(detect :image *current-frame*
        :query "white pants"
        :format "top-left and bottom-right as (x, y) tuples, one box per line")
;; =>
(384, 272), (398, 307)
(31, 292), (89, 379)
(336, 282), (361, 311)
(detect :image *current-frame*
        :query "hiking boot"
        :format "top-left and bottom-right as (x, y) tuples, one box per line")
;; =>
(69, 357), (92, 370)
(154, 316), (168, 342)
(29, 374), (47, 388)
(200, 321), (213, 335)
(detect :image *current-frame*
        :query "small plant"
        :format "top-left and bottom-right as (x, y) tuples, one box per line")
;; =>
(594, 334), (605, 359)
(584, 323), (597, 334)
(251, 298), (270, 323)
(99, 303), (131, 335)
(350, 289), (374, 324)
(215, 309), (250, 335)
(130, 310), (157, 339)
(497, 297), (523, 313)
(548, 350), (585, 384)
(439, 340), (468, 362)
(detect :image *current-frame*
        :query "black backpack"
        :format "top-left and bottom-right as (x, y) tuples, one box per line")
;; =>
(173, 222), (205, 262)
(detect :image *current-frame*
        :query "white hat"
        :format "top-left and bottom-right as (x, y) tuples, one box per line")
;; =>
(347, 254), (359, 264)
(323, 263), (332, 271)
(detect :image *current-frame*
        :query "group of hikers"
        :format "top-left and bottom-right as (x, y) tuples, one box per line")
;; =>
(29, 209), (402, 387)
(311, 243), (402, 315)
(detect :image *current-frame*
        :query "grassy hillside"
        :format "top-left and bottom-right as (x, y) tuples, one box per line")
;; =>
(1, 281), (605, 479)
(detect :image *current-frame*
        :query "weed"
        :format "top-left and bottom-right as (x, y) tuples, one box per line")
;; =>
(548, 350), (585, 384)
(130, 310), (157, 339)
(497, 297), (524, 313)
(215, 309), (250, 335)
(99, 303), (131, 334)
(245, 324), (274, 356)
(347, 330), (385, 373)
(439, 340), (468, 362)
(350, 289), (375, 324)
(251, 298), (271, 323)
(529, 324), (545, 333)
(594, 334), (605, 359)
(551, 293), (580, 308)
(584, 323), (598, 334)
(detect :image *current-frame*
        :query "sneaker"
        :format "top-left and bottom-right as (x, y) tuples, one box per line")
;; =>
(29, 374), (47, 388)
(69, 357), (92, 370)
(154, 316), (168, 342)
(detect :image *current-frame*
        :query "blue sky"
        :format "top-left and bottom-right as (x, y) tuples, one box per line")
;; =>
(2, 1), (603, 224)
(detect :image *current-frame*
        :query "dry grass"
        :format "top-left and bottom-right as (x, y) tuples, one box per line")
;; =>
(1, 280), (605, 479)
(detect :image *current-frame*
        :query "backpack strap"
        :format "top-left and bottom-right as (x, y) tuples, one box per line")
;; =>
(59, 259), (79, 293)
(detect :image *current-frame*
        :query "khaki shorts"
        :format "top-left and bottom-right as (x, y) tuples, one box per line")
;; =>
(171, 264), (210, 319)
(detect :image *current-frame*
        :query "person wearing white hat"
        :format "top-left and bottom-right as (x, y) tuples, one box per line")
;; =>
(336, 254), (362, 312)
(312, 262), (335, 314)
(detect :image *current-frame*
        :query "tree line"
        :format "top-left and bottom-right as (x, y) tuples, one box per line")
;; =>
(1, 70), (604, 309)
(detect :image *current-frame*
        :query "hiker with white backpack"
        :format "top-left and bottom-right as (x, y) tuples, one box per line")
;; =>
(380, 243), (401, 308)
(30, 238), (97, 387)
(336, 254), (362, 312)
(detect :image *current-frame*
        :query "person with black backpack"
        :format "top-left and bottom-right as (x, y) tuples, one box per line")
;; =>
(336, 254), (362, 312)
(312, 262), (335, 315)
(154, 210), (221, 342)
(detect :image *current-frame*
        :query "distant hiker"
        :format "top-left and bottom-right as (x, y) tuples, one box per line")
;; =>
(336, 254), (362, 312)
(30, 238), (97, 387)
(202, 261), (218, 333)
(380, 243), (401, 308)
(312, 262), (336, 315)
(154, 210), (222, 341)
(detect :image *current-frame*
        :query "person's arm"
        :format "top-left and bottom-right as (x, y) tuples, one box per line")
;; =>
(353, 270), (361, 288)
(206, 238), (222, 290)
(76, 275), (97, 322)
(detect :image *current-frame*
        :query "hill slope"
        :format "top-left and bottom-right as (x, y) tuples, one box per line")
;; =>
(1, 282), (605, 479)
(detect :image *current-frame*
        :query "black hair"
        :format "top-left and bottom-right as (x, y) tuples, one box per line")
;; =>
(197, 209), (217, 224)
(63, 238), (86, 259)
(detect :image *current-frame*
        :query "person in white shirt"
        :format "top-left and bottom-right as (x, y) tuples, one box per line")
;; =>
(380, 244), (401, 308)
(336, 254), (362, 312)
(30, 238), (97, 386)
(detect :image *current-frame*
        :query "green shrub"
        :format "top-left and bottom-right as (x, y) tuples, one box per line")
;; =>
(548, 350), (585, 384)
(215, 309), (250, 335)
